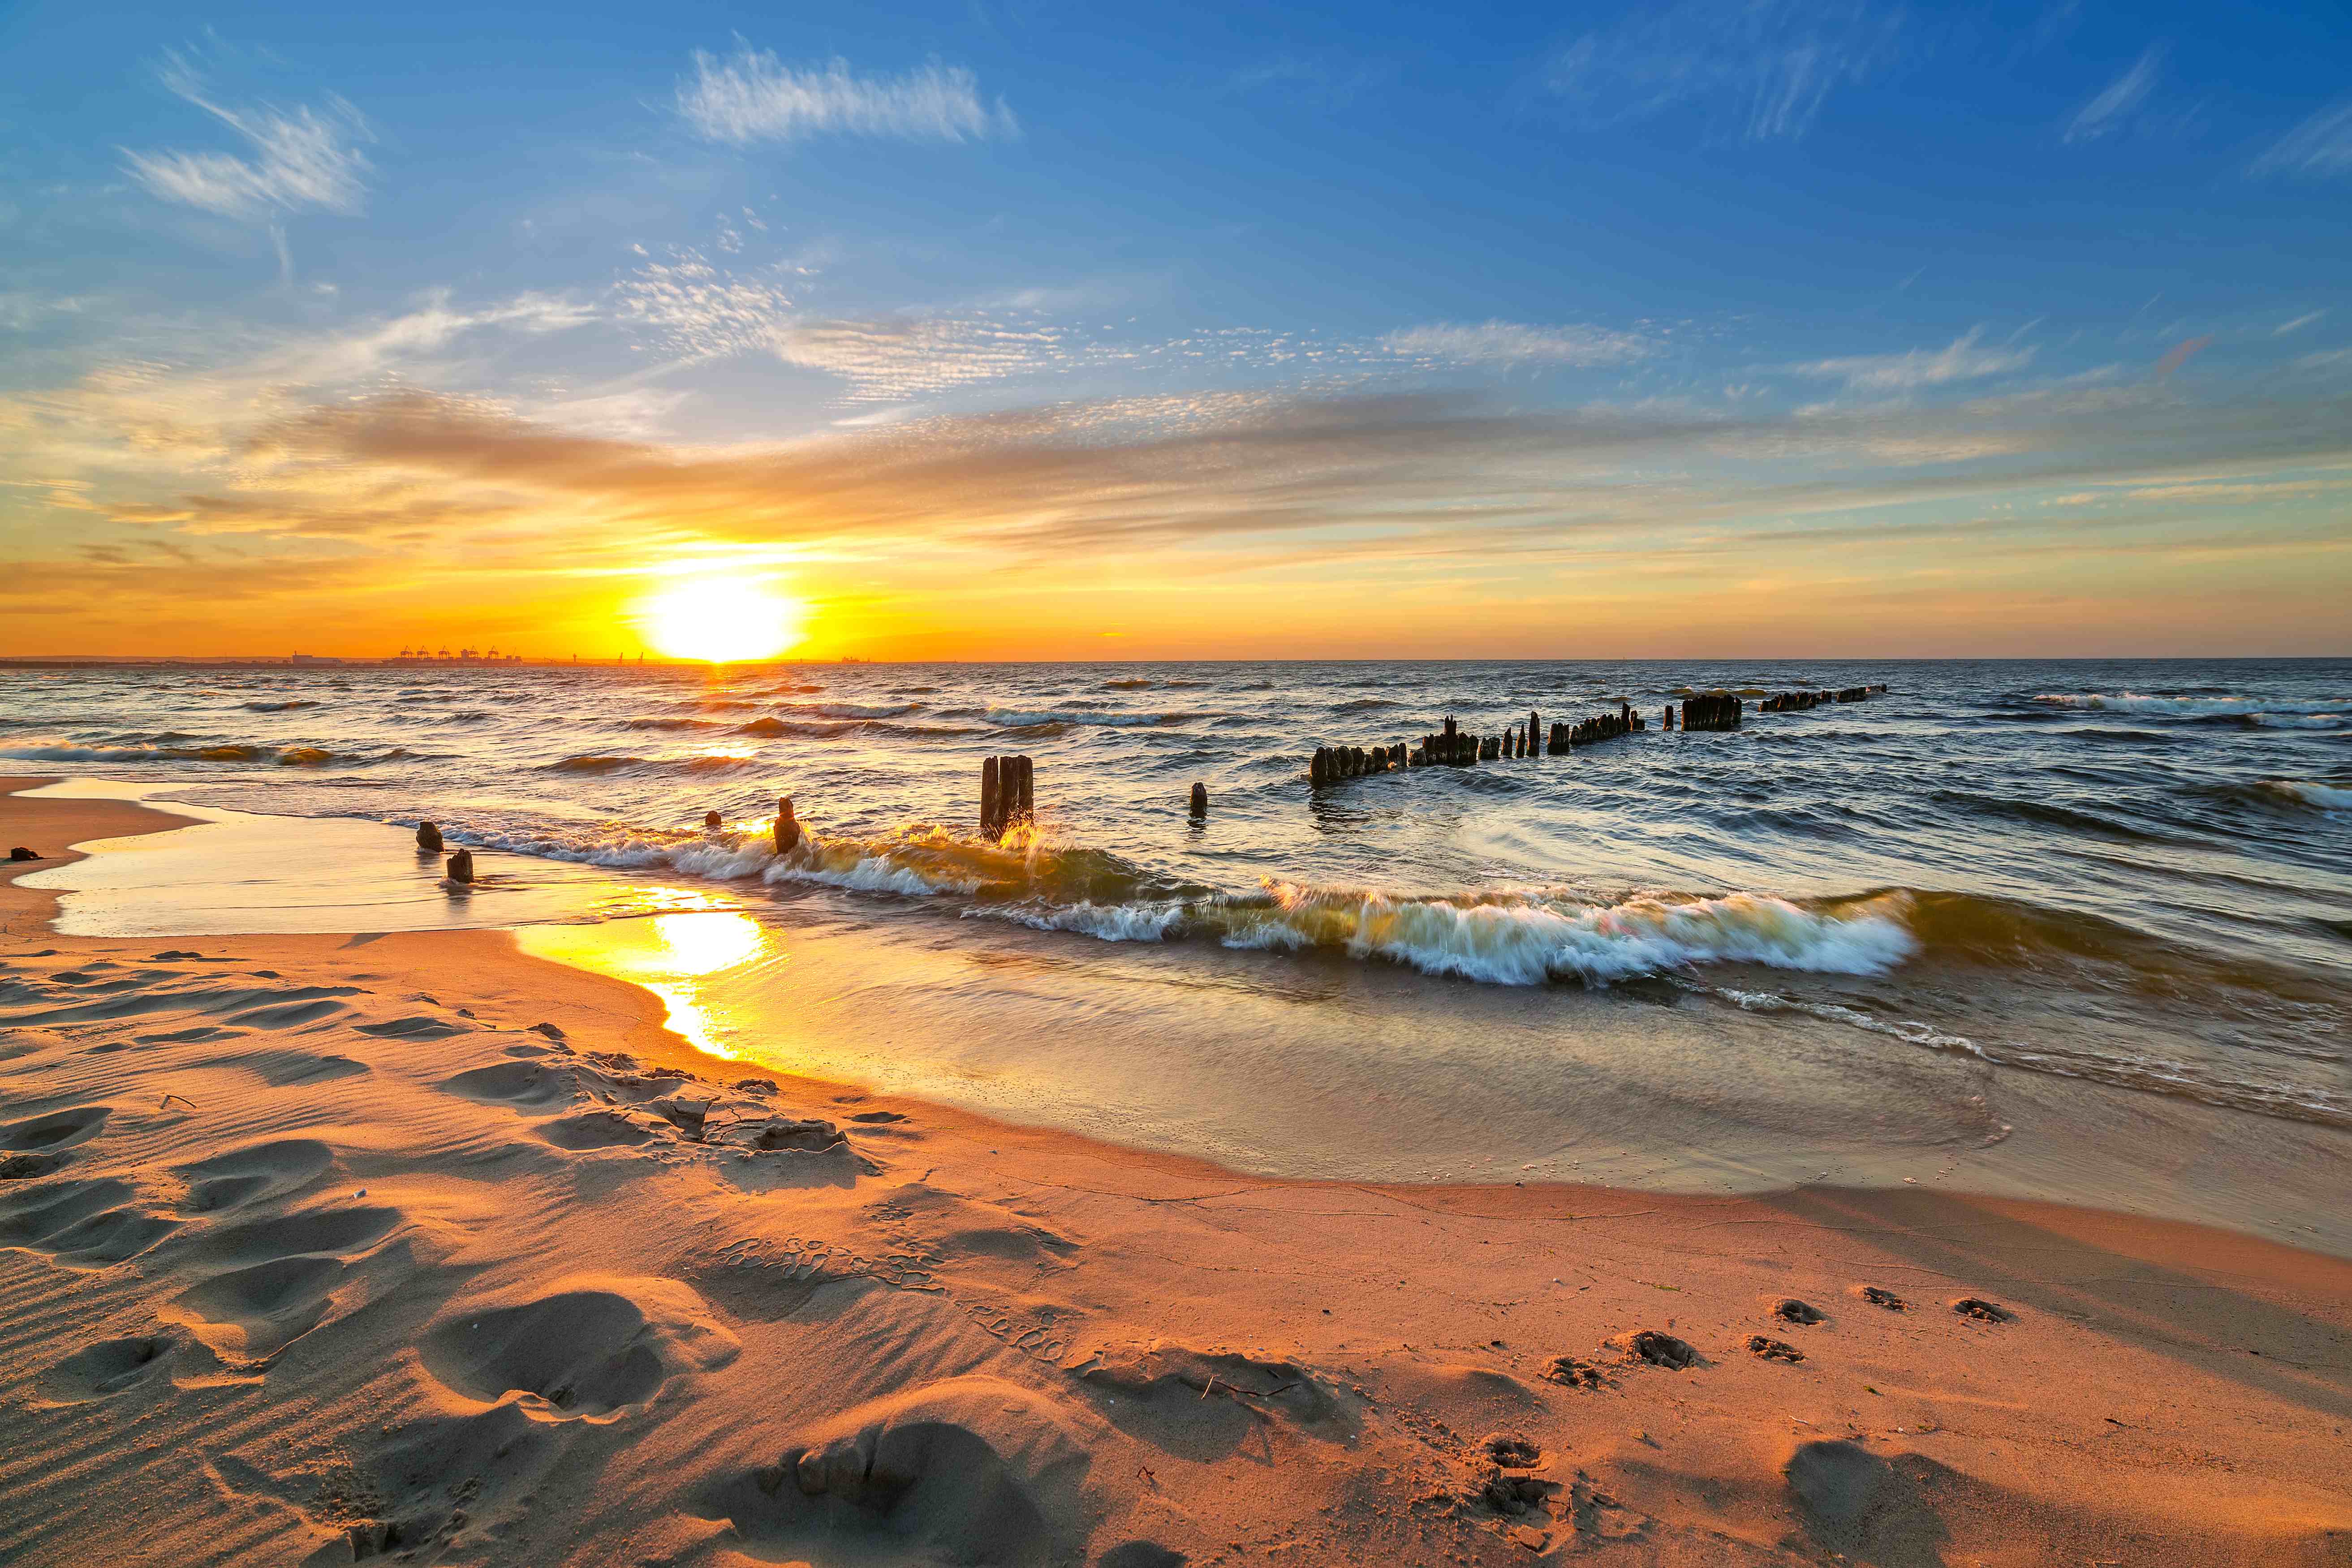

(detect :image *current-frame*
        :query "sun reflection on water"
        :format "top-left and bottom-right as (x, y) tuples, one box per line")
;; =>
(518, 910), (773, 1060)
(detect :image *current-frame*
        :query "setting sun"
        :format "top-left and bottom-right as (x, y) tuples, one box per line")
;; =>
(637, 580), (804, 663)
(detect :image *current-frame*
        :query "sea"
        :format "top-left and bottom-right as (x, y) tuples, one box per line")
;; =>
(6, 659), (2348, 1242)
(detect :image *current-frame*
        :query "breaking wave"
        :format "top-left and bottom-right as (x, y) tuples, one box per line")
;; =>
(2250, 712), (2349, 730)
(2262, 779), (2352, 812)
(2035, 691), (2347, 718)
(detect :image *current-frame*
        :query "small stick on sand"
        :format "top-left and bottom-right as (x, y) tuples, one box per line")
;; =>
(159, 1093), (198, 1112)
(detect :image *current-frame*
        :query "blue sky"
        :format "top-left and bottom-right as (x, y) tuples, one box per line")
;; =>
(2, 0), (2348, 656)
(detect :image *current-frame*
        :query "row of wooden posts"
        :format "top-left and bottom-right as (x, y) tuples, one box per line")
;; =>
(409, 681), (1893, 872)
(1760, 683), (1887, 712)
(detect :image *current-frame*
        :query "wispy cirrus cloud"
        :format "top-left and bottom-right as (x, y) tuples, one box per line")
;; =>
(1538, 0), (1905, 143)
(677, 51), (1017, 146)
(1788, 327), (2035, 392)
(2063, 45), (2162, 143)
(121, 54), (371, 220)
(2274, 310), (2326, 336)
(1381, 320), (1655, 367)
(2250, 100), (2352, 180)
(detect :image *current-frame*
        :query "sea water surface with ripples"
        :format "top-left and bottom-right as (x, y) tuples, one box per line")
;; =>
(7, 659), (2349, 1236)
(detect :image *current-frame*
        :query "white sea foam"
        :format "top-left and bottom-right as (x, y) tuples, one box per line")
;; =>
(1710, 985), (1979, 1053)
(2036, 691), (2346, 717)
(972, 899), (1190, 941)
(763, 852), (974, 898)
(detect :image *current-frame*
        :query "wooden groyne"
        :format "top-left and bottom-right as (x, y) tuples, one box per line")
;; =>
(1762, 683), (1887, 711)
(1682, 694), (1742, 731)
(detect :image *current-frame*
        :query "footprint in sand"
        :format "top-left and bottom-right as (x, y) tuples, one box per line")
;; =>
(168, 1254), (349, 1359)
(1482, 1434), (1543, 1468)
(32, 1334), (179, 1404)
(1614, 1330), (1701, 1370)
(1860, 1286), (1909, 1311)
(419, 1275), (739, 1421)
(1748, 1335), (1806, 1363)
(534, 1109), (662, 1150)
(1952, 1297), (2014, 1322)
(3, 1103), (110, 1152)
(0, 1176), (178, 1267)
(165, 1204), (407, 1359)
(1774, 1298), (1828, 1325)
(1542, 1354), (1607, 1388)
(172, 1137), (333, 1213)
(440, 1059), (581, 1110)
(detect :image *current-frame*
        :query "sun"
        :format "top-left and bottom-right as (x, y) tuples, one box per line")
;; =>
(638, 580), (805, 663)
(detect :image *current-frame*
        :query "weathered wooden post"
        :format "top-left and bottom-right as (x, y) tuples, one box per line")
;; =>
(774, 798), (800, 854)
(704, 810), (723, 829)
(1011, 756), (1034, 826)
(1190, 782), (1208, 817)
(446, 849), (475, 883)
(416, 821), (443, 852)
(982, 756), (1003, 837)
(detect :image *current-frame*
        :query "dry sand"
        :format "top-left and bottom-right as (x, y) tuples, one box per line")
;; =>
(3, 779), (2348, 1566)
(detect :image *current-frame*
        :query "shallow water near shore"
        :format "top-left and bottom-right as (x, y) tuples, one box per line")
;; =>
(10, 659), (2351, 1256)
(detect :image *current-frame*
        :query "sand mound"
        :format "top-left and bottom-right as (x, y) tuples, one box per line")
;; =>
(1785, 1439), (1956, 1564)
(706, 1375), (1092, 1568)
(418, 1275), (738, 1420)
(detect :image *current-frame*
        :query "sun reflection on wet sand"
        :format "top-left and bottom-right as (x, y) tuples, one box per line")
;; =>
(518, 911), (773, 1060)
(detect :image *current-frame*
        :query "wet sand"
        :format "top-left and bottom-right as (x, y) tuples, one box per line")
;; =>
(3, 779), (2349, 1565)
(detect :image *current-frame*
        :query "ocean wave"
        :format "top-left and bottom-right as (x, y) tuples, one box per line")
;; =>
(1103, 678), (1155, 690)
(2262, 779), (2352, 812)
(2035, 691), (2346, 718)
(1334, 697), (1403, 713)
(778, 701), (921, 720)
(2249, 712), (2348, 730)
(625, 716), (721, 730)
(1202, 883), (1918, 984)
(0, 741), (352, 767)
(1934, 789), (2171, 843)
(984, 706), (1190, 728)
(242, 699), (320, 712)
(547, 754), (640, 773)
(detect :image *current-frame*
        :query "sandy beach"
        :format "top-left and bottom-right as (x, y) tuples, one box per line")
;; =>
(4, 779), (2349, 1567)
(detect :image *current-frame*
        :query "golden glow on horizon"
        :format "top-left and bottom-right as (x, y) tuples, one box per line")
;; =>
(638, 579), (805, 663)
